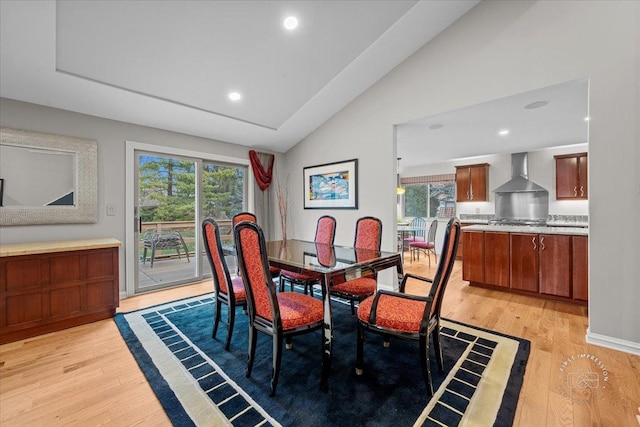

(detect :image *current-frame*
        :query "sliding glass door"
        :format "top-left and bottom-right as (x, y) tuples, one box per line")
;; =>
(132, 149), (247, 294)
(135, 152), (198, 292)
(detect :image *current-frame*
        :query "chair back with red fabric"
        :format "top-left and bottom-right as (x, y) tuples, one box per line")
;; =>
(353, 216), (382, 250)
(233, 211), (257, 226)
(355, 217), (461, 395)
(315, 215), (337, 245)
(234, 221), (280, 325)
(202, 218), (234, 298)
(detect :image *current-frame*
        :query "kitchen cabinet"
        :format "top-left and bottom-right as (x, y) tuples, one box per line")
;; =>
(0, 238), (120, 344)
(484, 232), (510, 288)
(457, 222), (476, 260)
(510, 233), (539, 292)
(461, 227), (588, 304)
(455, 163), (489, 202)
(539, 234), (571, 297)
(462, 231), (484, 283)
(572, 236), (588, 300)
(555, 152), (588, 200)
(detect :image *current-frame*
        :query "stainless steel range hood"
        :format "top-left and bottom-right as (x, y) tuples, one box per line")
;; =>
(494, 152), (547, 193)
(493, 152), (549, 223)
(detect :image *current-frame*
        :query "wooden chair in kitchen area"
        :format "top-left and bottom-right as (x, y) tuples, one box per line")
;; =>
(409, 219), (438, 265)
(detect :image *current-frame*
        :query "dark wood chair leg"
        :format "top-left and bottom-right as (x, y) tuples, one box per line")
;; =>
(350, 300), (355, 315)
(246, 326), (257, 378)
(419, 336), (434, 396)
(432, 327), (444, 372)
(225, 303), (236, 351)
(279, 275), (285, 292)
(212, 300), (222, 339)
(271, 333), (284, 396)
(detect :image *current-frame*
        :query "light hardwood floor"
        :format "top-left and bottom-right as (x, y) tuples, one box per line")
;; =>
(1, 258), (639, 426)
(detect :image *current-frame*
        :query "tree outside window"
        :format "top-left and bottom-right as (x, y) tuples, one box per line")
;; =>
(403, 180), (456, 218)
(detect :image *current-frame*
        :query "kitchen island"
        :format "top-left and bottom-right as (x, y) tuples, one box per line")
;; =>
(461, 224), (588, 304)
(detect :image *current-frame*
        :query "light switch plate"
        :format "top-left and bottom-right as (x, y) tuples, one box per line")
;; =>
(106, 205), (116, 216)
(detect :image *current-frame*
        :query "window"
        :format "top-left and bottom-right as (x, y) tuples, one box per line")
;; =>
(401, 174), (456, 218)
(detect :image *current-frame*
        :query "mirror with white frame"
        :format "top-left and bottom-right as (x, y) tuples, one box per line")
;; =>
(0, 127), (98, 225)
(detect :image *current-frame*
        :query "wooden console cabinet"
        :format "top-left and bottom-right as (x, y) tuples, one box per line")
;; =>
(0, 238), (121, 344)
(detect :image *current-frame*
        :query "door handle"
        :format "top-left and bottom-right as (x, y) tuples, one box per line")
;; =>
(574, 186), (578, 197)
(532, 237), (537, 250)
(540, 236), (545, 251)
(580, 186), (584, 197)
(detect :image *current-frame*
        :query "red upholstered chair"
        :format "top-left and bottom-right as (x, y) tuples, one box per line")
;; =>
(279, 215), (336, 294)
(356, 217), (461, 396)
(202, 218), (246, 351)
(234, 221), (324, 396)
(330, 216), (382, 314)
(232, 212), (281, 278)
(409, 219), (438, 265)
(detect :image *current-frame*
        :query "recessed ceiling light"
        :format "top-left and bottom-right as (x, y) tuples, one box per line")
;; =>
(228, 92), (241, 101)
(428, 123), (443, 130)
(524, 100), (549, 109)
(284, 16), (298, 30)
(498, 129), (510, 136)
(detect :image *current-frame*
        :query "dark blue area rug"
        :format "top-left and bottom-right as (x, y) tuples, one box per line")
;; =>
(115, 293), (529, 426)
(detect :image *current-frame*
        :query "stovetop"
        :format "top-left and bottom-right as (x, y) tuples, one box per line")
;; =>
(488, 218), (548, 226)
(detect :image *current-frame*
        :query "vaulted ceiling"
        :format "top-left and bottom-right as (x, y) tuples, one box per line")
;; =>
(0, 0), (478, 153)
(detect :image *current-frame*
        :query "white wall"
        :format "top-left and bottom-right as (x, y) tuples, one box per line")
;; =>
(283, 1), (640, 351)
(0, 98), (271, 293)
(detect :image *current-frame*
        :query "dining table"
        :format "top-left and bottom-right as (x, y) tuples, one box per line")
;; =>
(396, 225), (422, 262)
(263, 239), (404, 392)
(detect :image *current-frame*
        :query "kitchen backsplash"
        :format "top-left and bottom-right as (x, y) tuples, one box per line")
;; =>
(460, 213), (588, 224)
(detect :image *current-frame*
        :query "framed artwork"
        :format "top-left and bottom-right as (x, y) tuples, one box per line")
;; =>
(303, 159), (358, 209)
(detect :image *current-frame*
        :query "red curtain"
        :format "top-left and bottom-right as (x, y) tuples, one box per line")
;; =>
(249, 150), (275, 191)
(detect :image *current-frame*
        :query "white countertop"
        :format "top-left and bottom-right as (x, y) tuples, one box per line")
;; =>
(0, 238), (122, 257)
(462, 224), (588, 236)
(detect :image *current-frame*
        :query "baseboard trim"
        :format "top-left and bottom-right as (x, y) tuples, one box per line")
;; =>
(586, 328), (640, 356)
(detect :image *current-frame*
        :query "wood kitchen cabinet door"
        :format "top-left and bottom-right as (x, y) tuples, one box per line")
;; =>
(578, 154), (588, 198)
(555, 152), (588, 200)
(455, 167), (471, 202)
(455, 164), (488, 202)
(484, 232), (510, 288)
(510, 233), (539, 292)
(462, 231), (484, 283)
(572, 236), (588, 300)
(539, 234), (571, 297)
